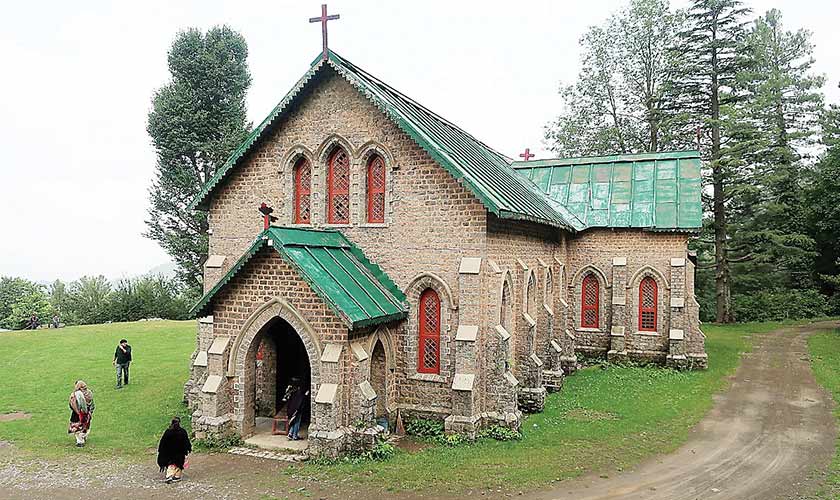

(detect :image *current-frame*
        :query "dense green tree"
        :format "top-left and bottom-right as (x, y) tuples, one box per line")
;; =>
(727, 9), (824, 293)
(545, 0), (687, 156)
(808, 130), (840, 312)
(66, 275), (112, 325)
(5, 289), (53, 330)
(146, 26), (251, 291)
(0, 277), (41, 327)
(668, 0), (752, 322)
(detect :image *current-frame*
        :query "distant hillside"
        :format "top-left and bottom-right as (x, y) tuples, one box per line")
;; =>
(143, 261), (177, 279)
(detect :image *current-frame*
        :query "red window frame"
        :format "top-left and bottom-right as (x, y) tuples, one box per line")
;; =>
(418, 289), (441, 374)
(639, 277), (658, 331)
(327, 148), (350, 224)
(581, 274), (599, 328)
(293, 158), (311, 224)
(366, 155), (386, 223)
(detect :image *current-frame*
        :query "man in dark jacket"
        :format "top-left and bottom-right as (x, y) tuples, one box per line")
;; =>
(113, 339), (132, 389)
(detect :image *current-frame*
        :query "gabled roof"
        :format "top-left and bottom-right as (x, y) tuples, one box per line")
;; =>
(511, 151), (702, 231)
(191, 227), (407, 329)
(189, 50), (580, 231)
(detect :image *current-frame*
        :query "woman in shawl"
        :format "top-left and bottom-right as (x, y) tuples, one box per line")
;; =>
(283, 378), (309, 440)
(68, 380), (94, 447)
(157, 417), (192, 483)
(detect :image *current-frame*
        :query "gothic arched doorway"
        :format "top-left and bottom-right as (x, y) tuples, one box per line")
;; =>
(247, 317), (311, 437)
(370, 339), (388, 421)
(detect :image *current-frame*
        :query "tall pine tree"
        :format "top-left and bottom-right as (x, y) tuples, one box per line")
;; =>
(667, 0), (751, 322)
(146, 26), (251, 291)
(728, 9), (824, 294)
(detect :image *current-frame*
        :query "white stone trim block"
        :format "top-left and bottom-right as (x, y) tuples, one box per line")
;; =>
(613, 257), (627, 266)
(205, 255), (226, 268)
(458, 257), (482, 274)
(199, 315), (214, 325)
(452, 373), (475, 391)
(495, 324), (511, 342)
(516, 258), (528, 270)
(670, 257), (686, 267)
(522, 312), (536, 328)
(611, 326), (626, 336)
(315, 383), (339, 404)
(529, 353), (544, 368)
(455, 325), (478, 342)
(202, 375), (223, 394)
(550, 340), (562, 353)
(670, 297), (685, 308)
(321, 343), (343, 363)
(193, 351), (208, 367)
(669, 329), (685, 340)
(358, 380), (377, 401)
(350, 342), (368, 362)
(208, 336), (230, 355)
(503, 371), (519, 387)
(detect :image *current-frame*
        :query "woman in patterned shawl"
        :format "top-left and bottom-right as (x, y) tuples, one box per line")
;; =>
(68, 380), (94, 447)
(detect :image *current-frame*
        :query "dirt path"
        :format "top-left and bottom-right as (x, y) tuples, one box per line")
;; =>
(532, 321), (838, 500)
(1, 323), (836, 500)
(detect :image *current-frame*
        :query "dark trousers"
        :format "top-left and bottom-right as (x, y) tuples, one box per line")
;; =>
(116, 362), (130, 387)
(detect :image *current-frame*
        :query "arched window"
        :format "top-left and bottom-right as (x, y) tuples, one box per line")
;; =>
(500, 280), (512, 332)
(545, 270), (554, 308)
(581, 273), (599, 328)
(639, 277), (658, 331)
(366, 155), (386, 223)
(526, 273), (536, 316)
(293, 158), (311, 224)
(327, 148), (350, 224)
(418, 289), (441, 374)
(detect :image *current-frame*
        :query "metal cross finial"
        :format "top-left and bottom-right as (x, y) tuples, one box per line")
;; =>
(519, 148), (535, 161)
(259, 203), (277, 230)
(309, 4), (340, 61)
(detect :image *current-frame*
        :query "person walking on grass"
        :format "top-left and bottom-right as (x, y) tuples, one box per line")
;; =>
(157, 417), (192, 483)
(113, 338), (132, 389)
(68, 380), (94, 447)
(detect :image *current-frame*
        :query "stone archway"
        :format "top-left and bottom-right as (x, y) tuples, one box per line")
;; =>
(228, 298), (322, 437)
(370, 339), (387, 419)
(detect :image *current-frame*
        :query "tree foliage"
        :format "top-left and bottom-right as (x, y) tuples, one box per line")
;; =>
(146, 26), (251, 292)
(545, 0), (687, 156)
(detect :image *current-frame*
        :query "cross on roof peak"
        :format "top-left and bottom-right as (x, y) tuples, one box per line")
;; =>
(519, 148), (535, 161)
(309, 4), (340, 61)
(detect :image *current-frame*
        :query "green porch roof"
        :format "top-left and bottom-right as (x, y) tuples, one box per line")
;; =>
(511, 151), (702, 231)
(191, 227), (407, 329)
(189, 50), (579, 231)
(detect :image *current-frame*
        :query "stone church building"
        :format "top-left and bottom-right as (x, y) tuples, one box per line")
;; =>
(183, 50), (707, 457)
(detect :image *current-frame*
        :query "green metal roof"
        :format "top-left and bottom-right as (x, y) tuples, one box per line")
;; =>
(189, 50), (580, 231)
(191, 227), (407, 329)
(511, 151), (702, 231)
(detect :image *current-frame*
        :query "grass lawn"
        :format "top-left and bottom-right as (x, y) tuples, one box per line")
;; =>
(300, 321), (794, 493)
(0, 320), (194, 458)
(0, 318), (814, 494)
(807, 328), (840, 499)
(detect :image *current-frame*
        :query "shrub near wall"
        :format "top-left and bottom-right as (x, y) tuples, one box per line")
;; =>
(733, 289), (830, 322)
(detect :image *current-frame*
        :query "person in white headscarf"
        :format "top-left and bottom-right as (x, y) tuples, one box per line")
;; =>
(68, 380), (94, 447)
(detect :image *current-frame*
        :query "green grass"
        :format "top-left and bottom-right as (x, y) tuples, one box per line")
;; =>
(0, 318), (816, 494)
(298, 321), (796, 493)
(0, 320), (194, 458)
(807, 328), (840, 499)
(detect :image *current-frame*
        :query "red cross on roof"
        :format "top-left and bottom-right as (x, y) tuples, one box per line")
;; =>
(519, 148), (535, 161)
(309, 4), (340, 61)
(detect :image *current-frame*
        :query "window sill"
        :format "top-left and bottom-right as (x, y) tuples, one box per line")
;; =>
(409, 373), (446, 383)
(634, 330), (660, 337)
(575, 327), (603, 334)
(359, 223), (388, 228)
(323, 223), (352, 228)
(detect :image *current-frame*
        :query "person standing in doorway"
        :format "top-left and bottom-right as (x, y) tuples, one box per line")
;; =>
(284, 378), (309, 440)
(113, 339), (132, 389)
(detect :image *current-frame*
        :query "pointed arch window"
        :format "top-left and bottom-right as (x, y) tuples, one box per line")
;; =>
(418, 289), (441, 374)
(581, 273), (599, 328)
(327, 148), (350, 224)
(293, 158), (311, 224)
(366, 154), (386, 223)
(526, 273), (536, 317)
(545, 270), (554, 308)
(639, 277), (658, 331)
(501, 280), (512, 332)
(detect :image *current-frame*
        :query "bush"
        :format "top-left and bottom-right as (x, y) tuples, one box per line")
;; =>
(194, 433), (243, 452)
(732, 289), (830, 322)
(405, 418), (444, 438)
(477, 424), (522, 441)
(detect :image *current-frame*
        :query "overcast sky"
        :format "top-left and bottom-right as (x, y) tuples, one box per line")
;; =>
(1, 0), (838, 283)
